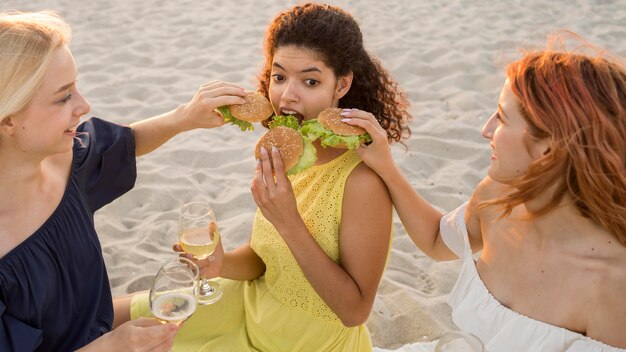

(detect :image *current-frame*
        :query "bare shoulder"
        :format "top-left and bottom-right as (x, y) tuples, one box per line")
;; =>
(467, 177), (515, 219)
(465, 177), (514, 251)
(470, 176), (511, 204)
(588, 244), (626, 347)
(0, 151), (73, 257)
(342, 162), (391, 225)
(344, 162), (389, 202)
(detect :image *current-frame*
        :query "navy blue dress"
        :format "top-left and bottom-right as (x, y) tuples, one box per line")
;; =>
(0, 118), (136, 351)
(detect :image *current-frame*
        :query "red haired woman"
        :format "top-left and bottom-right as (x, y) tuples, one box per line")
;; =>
(346, 36), (626, 350)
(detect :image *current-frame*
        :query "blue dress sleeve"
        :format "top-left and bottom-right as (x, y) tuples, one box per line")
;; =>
(0, 299), (42, 352)
(73, 117), (137, 212)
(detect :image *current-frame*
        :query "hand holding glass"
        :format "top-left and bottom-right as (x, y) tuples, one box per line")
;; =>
(179, 202), (223, 305)
(149, 257), (199, 325)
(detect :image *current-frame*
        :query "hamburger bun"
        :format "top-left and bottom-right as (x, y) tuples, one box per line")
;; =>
(230, 92), (274, 122)
(254, 126), (304, 172)
(317, 107), (366, 136)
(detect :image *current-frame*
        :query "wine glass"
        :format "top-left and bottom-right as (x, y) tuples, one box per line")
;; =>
(179, 201), (223, 305)
(434, 331), (484, 352)
(149, 257), (199, 325)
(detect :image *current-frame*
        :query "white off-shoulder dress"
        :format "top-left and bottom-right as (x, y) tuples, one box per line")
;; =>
(438, 202), (625, 352)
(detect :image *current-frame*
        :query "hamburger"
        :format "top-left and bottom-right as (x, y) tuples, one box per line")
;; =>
(217, 92), (273, 131)
(300, 108), (372, 149)
(254, 116), (316, 175)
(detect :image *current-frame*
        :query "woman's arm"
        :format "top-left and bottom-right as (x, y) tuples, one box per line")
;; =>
(130, 81), (246, 157)
(465, 176), (516, 253)
(342, 110), (457, 260)
(252, 149), (387, 326)
(327, 163), (392, 326)
(375, 163), (458, 260)
(175, 239), (265, 281)
(220, 243), (266, 281)
(77, 318), (178, 352)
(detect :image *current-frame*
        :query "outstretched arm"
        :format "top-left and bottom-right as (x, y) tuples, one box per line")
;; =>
(342, 110), (457, 260)
(131, 81), (247, 157)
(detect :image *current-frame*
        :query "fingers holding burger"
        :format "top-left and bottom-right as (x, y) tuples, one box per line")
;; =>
(217, 91), (274, 131)
(254, 124), (317, 175)
(300, 108), (372, 149)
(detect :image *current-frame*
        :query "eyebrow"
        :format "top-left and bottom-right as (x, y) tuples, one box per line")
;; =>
(272, 62), (322, 73)
(54, 82), (75, 94)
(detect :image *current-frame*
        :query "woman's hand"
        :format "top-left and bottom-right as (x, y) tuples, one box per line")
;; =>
(176, 81), (248, 131)
(250, 147), (301, 234)
(340, 108), (395, 176)
(131, 81), (249, 156)
(173, 222), (224, 279)
(81, 318), (178, 352)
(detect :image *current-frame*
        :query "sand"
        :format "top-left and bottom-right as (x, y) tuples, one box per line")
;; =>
(10, 0), (626, 349)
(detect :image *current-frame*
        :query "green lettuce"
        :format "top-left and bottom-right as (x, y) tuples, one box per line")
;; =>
(217, 106), (254, 131)
(288, 136), (317, 175)
(300, 119), (371, 149)
(266, 115), (316, 174)
(268, 115), (300, 130)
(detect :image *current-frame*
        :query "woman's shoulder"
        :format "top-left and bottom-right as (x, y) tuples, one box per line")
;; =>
(587, 240), (626, 346)
(470, 177), (511, 204)
(467, 177), (517, 218)
(344, 162), (390, 206)
(346, 162), (386, 191)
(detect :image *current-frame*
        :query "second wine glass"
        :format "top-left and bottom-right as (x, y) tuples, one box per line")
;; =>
(149, 257), (199, 325)
(179, 201), (223, 305)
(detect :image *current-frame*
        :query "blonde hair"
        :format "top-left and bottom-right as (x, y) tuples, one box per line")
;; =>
(0, 11), (71, 123)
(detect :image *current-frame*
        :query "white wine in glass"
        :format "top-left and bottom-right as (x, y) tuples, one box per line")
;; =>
(149, 257), (199, 326)
(180, 226), (220, 259)
(179, 202), (223, 305)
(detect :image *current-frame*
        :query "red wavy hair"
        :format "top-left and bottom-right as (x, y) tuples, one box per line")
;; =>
(493, 35), (626, 245)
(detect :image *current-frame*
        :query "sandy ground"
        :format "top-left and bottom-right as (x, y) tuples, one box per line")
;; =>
(10, 0), (626, 348)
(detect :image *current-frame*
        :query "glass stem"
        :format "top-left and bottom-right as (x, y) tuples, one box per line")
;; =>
(199, 279), (214, 296)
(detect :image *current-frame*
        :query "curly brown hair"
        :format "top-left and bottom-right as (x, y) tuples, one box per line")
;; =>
(258, 3), (411, 142)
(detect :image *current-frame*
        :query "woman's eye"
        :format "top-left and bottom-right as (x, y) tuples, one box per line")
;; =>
(305, 79), (319, 86)
(59, 94), (72, 104)
(271, 74), (285, 82)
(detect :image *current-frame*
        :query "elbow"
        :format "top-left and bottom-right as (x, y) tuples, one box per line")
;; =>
(338, 307), (370, 327)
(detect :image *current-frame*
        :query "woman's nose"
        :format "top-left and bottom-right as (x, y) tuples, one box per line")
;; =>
(74, 91), (91, 116)
(281, 81), (298, 103)
(481, 112), (497, 139)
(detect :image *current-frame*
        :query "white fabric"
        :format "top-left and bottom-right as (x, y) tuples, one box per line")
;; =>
(373, 341), (436, 352)
(437, 202), (625, 352)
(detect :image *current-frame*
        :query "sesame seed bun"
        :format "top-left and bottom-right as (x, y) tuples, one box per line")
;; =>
(317, 107), (366, 136)
(254, 126), (304, 172)
(230, 92), (274, 122)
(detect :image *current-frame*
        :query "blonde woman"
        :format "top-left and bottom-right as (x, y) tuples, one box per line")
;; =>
(0, 11), (246, 351)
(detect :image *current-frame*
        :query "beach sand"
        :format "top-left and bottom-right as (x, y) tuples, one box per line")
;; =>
(10, 0), (626, 349)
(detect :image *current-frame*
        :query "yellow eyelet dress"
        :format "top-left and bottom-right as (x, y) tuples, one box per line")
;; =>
(131, 150), (378, 351)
